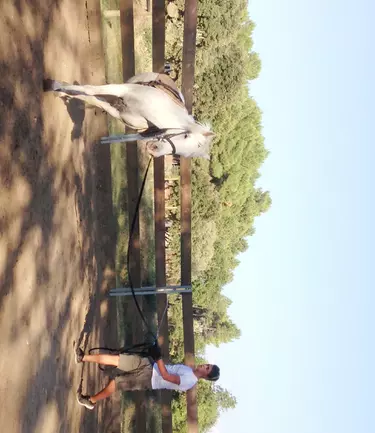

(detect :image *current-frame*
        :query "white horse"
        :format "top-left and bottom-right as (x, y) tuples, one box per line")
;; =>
(44, 72), (214, 159)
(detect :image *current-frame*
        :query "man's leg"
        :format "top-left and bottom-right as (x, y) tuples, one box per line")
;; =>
(77, 379), (116, 410)
(82, 353), (119, 367)
(75, 350), (120, 410)
(90, 379), (116, 403)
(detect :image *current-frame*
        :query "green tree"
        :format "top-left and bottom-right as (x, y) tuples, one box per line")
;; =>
(163, 1), (272, 430)
(172, 383), (236, 433)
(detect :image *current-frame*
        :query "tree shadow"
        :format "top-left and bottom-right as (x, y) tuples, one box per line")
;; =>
(0, 0), (117, 432)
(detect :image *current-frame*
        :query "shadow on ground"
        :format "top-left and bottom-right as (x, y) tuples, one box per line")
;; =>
(0, 1), (118, 432)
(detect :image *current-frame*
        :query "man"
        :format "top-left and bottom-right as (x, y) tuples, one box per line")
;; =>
(75, 344), (220, 410)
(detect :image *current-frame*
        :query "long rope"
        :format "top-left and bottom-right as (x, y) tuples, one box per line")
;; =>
(89, 134), (182, 360)
(126, 156), (156, 338)
(126, 133), (183, 332)
(88, 156), (166, 366)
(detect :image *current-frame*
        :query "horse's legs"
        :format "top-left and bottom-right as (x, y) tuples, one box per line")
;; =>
(62, 93), (122, 119)
(45, 80), (122, 120)
(49, 81), (128, 97)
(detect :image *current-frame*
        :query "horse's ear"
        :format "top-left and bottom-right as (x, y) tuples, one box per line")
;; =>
(203, 131), (215, 137)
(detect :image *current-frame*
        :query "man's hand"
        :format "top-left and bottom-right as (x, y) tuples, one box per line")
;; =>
(148, 342), (181, 386)
(148, 341), (162, 361)
(156, 358), (181, 385)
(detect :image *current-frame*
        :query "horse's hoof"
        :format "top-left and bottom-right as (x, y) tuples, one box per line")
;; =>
(43, 79), (64, 91)
(43, 79), (55, 91)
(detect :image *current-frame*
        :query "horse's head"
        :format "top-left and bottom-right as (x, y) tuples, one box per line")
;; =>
(145, 123), (215, 159)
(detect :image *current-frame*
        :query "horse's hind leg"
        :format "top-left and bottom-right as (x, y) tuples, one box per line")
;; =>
(44, 81), (127, 97)
(43, 80), (122, 120)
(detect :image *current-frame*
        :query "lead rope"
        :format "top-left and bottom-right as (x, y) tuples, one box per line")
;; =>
(88, 153), (170, 364)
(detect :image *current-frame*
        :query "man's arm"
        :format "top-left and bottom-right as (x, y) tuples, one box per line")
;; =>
(156, 359), (181, 385)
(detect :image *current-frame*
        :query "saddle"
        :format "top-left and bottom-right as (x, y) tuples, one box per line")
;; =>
(127, 72), (186, 109)
(94, 73), (186, 132)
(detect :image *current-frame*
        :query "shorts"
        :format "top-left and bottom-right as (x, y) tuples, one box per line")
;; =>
(113, 354), (153, 391)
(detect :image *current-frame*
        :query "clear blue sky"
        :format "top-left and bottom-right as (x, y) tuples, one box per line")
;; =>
(207, 1), (375, 432)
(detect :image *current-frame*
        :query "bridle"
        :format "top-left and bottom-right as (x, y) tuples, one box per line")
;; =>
(140, 128), (189, 156)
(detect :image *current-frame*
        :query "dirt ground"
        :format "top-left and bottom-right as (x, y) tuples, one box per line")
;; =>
(0, 1), (121, 432)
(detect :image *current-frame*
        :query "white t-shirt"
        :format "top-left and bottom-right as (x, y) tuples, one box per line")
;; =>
(151, 364), (198, 391)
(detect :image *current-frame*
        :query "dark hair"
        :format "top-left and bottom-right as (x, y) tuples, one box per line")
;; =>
(206, 364), (220, 381)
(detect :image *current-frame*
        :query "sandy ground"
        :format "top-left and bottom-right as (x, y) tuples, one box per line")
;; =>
(0, 1), (121, 432)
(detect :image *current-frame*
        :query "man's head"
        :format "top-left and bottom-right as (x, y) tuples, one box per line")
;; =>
(195, 364), (220, 382)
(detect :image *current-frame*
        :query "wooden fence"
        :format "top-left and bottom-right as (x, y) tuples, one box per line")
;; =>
(118, 1), (198, 431)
